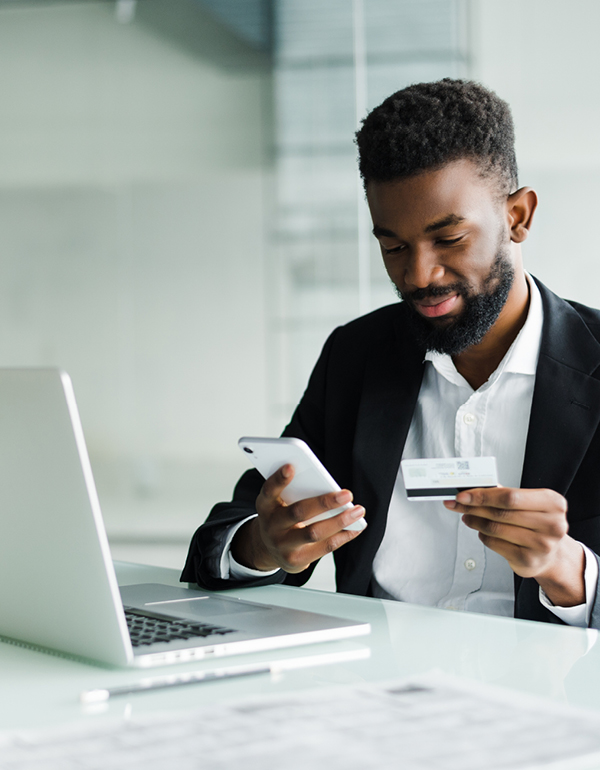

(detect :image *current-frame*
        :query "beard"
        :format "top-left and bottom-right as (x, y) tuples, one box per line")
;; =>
(396, 249), (515, 356)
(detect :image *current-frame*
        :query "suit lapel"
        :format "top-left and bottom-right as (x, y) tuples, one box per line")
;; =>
(353, 307), (425, 543)
(521, 280), (600, 494)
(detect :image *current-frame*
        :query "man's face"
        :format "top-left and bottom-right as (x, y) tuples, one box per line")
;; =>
(367, 159), (518, 355)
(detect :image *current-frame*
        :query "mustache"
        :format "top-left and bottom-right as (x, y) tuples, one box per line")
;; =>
(400, 282), (469, 303)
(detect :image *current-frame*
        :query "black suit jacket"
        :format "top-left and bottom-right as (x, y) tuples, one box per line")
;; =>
(182, 278), (600, 628)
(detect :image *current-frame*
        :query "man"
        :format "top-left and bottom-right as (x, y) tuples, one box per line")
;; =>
(182, 79), (600, 628)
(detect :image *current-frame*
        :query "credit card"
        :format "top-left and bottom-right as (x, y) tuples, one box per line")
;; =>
(401, 457), (498, 501)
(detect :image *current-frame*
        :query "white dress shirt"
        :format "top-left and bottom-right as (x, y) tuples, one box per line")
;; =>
(222, 276), (597, 627)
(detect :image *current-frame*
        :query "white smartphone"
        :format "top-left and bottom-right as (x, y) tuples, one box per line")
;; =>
(238, 436), (366, 532)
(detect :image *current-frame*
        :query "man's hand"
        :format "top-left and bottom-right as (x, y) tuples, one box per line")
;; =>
(231, 464), (366, 574)
(444, 487), (585, 608)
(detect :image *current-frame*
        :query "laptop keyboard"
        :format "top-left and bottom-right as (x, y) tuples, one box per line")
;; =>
(124, 608), (237, 647)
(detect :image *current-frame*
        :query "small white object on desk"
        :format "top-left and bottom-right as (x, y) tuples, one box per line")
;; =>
(80, 648), (370, 703)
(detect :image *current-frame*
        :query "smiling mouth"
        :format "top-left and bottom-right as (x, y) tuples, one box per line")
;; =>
(413, 294), (459, 318)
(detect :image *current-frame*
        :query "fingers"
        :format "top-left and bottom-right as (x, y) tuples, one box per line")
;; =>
(471, 530), (565, 580)
(285, 505), (366, 548)
(461, 511), (567, 548)
(257, 463), (295, 513)
(258, 464), (356, 529)
(444, 486), (568, 541)
(445, 486), (567, 516)
(443, 486), (570, 580)
(269, 507), (367, 573)
(254, 465), (367, 574)
(286, 489), (354, 526)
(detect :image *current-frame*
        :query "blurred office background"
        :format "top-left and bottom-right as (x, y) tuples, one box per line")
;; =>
(0, 0), (597, 587)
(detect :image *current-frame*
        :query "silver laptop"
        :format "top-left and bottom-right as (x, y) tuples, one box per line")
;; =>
(0, 369), (369, 668)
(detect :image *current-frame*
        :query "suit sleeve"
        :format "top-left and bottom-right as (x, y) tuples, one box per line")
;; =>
(180, 328), (340, 590)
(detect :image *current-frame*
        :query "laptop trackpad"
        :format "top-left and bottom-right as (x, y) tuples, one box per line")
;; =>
(120, 583), (271, 619)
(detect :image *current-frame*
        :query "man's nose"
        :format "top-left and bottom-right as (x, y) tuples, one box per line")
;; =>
(403, 246), (444, 290)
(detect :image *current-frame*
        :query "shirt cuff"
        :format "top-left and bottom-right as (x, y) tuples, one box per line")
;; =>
(538, 543), (598, 628)
(219, 514), (281, 581)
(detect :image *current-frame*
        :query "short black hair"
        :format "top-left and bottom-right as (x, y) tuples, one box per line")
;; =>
(355, 78), (518, 195)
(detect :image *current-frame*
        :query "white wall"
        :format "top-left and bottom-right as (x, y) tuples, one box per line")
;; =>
(472, 0), (600, 307)
(4, 0), (598, 572)
(0, 2), (271, 534)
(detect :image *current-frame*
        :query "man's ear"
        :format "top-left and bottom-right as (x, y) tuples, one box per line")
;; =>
(507, 187), (538, 243)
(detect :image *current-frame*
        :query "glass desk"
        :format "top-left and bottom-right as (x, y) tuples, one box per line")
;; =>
(1, 561), (599, 732)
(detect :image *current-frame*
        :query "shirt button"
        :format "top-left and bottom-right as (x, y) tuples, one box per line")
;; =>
(463, 413), (477, 425)
(465, 559), (476, 571)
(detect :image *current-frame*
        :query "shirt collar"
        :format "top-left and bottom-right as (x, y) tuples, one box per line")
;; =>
(424, 272), (544, 386)
(503, 273), (543, 375)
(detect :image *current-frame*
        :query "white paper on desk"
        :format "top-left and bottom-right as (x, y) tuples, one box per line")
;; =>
(3, 671), (600, 769)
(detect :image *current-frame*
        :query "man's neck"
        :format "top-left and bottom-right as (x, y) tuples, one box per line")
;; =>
(452, 272), (531, 391)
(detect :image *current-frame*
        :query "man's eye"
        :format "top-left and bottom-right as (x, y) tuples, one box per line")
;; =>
(383, 244), (405, 255)
(437, 236), (463, 246)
